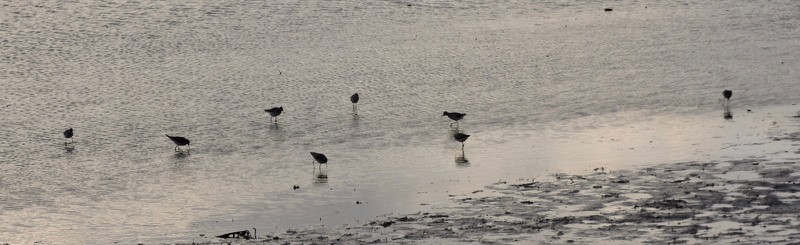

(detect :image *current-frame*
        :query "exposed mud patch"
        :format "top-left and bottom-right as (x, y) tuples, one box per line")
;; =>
(195, 156), (800, 244)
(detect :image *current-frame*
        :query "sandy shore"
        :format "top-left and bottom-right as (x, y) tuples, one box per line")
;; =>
(178, 112), (800, 244)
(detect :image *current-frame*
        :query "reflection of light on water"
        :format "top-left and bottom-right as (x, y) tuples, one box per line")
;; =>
(474, 105), (800, 177)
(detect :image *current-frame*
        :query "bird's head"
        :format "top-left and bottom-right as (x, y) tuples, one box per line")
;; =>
(442, 111), (448, 117)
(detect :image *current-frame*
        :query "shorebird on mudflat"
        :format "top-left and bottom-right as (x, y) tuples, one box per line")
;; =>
(310, 152), (328, 168)
(442, 111), (466, 127)
(350, 93), (359, 114)
(63, 128), (74, 145)
(165, 135), (190, 152)
(265, 107), (284, 123)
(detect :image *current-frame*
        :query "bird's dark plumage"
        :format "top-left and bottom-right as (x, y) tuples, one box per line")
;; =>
(310, 152), (328, 164)
(350, 93), (360, 114)
(442, 111), (466, 121)
(443, 111), (466, 127)
(166, 134), (190, 151)
(265, 107), (283, 117)
(454, 133), (470, 143)
(722, 90), (733, 109)
(722, 90), (732, 99)
(63, 128), (73, 139)
(265, 107), (284, 122)
(63, 128), (74, 144)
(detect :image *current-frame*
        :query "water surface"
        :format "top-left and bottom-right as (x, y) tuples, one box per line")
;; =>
(1, 0), (800, 243)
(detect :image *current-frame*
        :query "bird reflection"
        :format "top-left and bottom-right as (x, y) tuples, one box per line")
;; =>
(174, 151), (190, 159)
(455, 156), (469, 165)
(269, 122), (280, 130)
(64, 145), (75, 153)
(313, 168), (328, 184)
(723, 110), (733, 120)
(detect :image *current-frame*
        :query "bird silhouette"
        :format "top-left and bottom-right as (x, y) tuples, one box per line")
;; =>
(265, 107), (284, 123)
(350, 93), (359, 114)
(454, 133), (470, 151)
(442, 111), (466, 127)
(310, 152), (328, 168)
(722, 90), (733, 108)
(165, 135), (190, 152)
(63, 128), (74, 145)
(453, 133), (470, 163)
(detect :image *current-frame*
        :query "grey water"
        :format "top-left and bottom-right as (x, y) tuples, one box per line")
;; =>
(2, 0), (800, 243)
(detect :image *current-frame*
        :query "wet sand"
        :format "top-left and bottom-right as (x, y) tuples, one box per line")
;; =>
(179, 109), (800, 244)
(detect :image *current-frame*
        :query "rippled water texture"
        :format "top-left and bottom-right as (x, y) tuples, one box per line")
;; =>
(1, 0), (800, 243)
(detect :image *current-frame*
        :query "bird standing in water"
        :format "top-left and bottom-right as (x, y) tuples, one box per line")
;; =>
(265, 107), (284, 123)
(350, 93), (359, 114)
(63, 128), (74, 145)
(165, 135), (190, 152)
(442, 111), (466, 127)
(454, 133), (470, 151)
(310, 152), (328, 168)
(722, 90), (733, 108)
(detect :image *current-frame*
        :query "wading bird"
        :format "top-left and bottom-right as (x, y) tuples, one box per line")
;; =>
(454, 133), (470, 151)
(350, 93), (359, 114)
(310, 152), (328, 168)
(722, 90), (732, 107)
(265, 107), (284, 123)
(165, 135), (190, 152)
(442, 111), (466, 127)
(63, 128), (74, 145)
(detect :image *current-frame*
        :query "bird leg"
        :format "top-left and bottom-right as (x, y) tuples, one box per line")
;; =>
(175, 145), (179, 152)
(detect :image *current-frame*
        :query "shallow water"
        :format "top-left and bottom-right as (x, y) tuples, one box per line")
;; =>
(1, 0), (800, 243)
